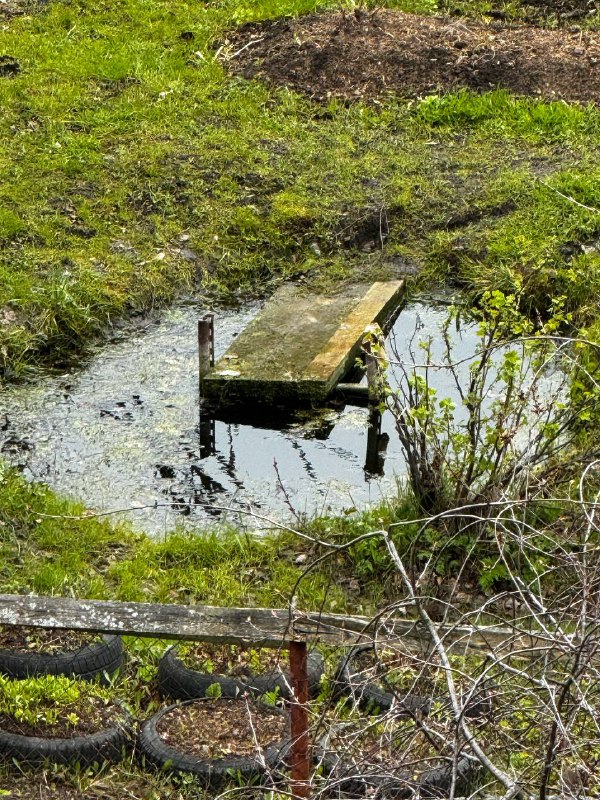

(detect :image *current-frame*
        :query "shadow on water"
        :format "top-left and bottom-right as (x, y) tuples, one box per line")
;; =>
(0, 293), (502, 535)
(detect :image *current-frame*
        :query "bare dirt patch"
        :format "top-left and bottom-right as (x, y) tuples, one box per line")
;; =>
(0, 780), (88, 800)
(514, 0), (598, 24)
(475, 0), (599, 25)
(225, 10), (600, 104)
(0, 0), (47, 17)
(0, 772), (163, 800)
(0, 625), (99, 654)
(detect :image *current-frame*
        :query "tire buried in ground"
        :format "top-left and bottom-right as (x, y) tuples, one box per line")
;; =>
(139, 699), (290, 787)
(0, 720), (130, 769)
(335, 645), (490, 720)
(320, 752), (480, 798)
(157, 645), (324, 701)
(334, 645), (430, 716)
(0, 635), (124, 681)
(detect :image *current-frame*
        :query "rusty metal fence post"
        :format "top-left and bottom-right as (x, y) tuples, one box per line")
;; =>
(198, 312), (216, 457)
(198, 312), (215, 398)
(289, 640), (311, 798)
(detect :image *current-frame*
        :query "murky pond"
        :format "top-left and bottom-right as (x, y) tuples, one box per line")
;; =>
(0, 294), (550, 535)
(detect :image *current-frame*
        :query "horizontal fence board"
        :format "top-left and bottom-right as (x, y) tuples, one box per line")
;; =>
(0, 595), (300, 647)
(0, 594), (558, 655)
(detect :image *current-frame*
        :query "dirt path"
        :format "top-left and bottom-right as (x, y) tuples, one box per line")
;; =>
(225, 9), (600, 104)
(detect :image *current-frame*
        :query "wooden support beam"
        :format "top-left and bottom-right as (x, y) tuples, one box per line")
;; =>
(332, 383), (370, 407)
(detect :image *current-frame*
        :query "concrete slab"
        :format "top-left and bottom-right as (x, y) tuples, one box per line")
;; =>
(202, 280), (404, 408)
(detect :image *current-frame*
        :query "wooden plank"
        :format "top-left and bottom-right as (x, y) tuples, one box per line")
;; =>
(304, 285), (400, 383)
(0, 596), (298, 647)
(0, 594), (559, 656)
(202, 281), (404, 408)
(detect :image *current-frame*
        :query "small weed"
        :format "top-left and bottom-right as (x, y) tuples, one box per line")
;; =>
(0, 674), (112, 730)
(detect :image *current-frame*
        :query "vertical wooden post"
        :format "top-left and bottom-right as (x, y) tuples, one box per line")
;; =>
(199, 413), (216, 459)
(365, 407), (383, 474)
(364, 336), (383, 474)
(198, 312), (215, 399)
(289, 640), (310, 799)
(364, 337), (377, 404)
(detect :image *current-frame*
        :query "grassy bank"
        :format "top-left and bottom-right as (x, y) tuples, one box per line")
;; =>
(0, 461), (417, 612)
(0, 0), (599, 377)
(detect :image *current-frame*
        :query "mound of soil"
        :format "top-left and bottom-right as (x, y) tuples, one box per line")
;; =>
(225, 10), (600, 104)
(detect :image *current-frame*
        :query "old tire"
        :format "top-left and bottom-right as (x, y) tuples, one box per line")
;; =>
(0, 635), (124, 681)
(320, 751), (479, 798)
(0, 720), (130, 769)
(334, 645), (430, 716)
(335, 646), (491, 720)
(138, 700), (290, 786)
(157, 646), (324, 701)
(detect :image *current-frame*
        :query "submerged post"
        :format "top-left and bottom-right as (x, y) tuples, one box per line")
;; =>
(198, 312), (215, 399)
(289, 640), (310, 798)
(365, 407), (383, 474)
(199, 412), (216, 459)
(364, 330), (387, 475)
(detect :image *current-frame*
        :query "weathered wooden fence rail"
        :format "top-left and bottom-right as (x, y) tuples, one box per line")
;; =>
(0, 593), (528, 649)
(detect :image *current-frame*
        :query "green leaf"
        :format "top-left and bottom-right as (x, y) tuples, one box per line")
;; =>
(205, 682), (223, 699)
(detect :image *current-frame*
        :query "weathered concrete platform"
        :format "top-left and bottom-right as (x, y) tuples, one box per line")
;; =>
(202, 280), (404, 408)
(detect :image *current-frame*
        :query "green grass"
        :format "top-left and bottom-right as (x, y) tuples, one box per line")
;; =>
(0, 0), (599, 376)
(0, 458), (574, 614)
(0, 1), (599, 795)
(0, 461), (431, 614)
(0, 463), (356, 610)
(0, 0), (598, 611)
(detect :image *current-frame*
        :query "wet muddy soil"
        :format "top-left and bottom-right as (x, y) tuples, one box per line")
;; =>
(0, 0), (47, 17)
(225, 9), (599, 104)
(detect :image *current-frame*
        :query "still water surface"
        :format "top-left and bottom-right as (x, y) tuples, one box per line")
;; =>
(0, 295), (486, 535)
